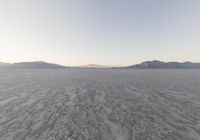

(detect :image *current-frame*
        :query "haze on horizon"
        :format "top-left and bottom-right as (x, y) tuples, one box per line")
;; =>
(0, 0), (200, 66)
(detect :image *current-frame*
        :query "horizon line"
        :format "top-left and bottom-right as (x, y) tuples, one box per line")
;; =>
(1, 60), (200, 67)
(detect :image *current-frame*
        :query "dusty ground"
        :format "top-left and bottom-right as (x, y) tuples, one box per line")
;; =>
(0, 69), (200, 140)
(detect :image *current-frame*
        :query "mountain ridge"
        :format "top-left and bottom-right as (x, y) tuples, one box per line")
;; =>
(1, 60), (200, 69)
(122, 60), (200, 69)
(0, 61), (67, 69)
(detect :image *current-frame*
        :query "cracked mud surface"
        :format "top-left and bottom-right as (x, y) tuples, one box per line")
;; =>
(0, 69), (200, 140)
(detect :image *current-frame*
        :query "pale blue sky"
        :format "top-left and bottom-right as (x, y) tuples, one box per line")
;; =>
(0, 0), (200, 66)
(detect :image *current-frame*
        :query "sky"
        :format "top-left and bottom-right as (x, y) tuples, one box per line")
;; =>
(0, 0), (200, 66)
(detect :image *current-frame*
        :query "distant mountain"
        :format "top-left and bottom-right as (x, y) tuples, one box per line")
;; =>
(82, 64), (111, 68)
(0, 62), (10, 67)
(0, 61), (66, 69)
(1, 60), (200, 69)
(123, 60), (200, 69)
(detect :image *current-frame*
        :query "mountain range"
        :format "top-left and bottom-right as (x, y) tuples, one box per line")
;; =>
(0, 61), (66, 69)
(122, 60), (200, 69)
(0, 60), (200, 69)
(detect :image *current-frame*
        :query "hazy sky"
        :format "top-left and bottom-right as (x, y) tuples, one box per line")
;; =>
(0, 0), (200, 66)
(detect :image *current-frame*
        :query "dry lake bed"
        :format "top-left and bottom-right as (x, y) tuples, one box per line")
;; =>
(0, 69), (200, 140)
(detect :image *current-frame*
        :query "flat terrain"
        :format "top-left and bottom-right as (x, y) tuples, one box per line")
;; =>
(0, 69), (200, 140)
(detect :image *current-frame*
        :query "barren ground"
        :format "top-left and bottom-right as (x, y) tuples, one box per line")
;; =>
(0, 69), (200, 140)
